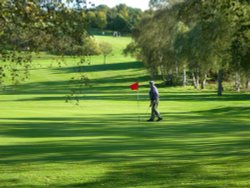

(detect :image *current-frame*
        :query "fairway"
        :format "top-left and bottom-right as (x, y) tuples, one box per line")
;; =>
(0, 36), (250, 187)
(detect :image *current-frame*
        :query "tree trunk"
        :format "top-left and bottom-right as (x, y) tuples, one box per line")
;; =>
(89, 56), (92, 65)
(167, 73), (174, 86)
(175, 61), (179, 75)
(104, 55), (106, 64)
(246, 78), (249, 89)
(201, 74), (207, 90)
(183, 67), (187, 87)
(160, 65), (167, 81)
(196, 75), (200, 89)
(235, 72), (241, 92)
(192, 72), (198, 89)
(217, 69), (224, 96)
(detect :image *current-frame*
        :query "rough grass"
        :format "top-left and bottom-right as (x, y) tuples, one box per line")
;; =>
(0, 36), (250, 187)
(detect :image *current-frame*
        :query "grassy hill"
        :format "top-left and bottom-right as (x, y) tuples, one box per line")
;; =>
(0, 36), (250, 187)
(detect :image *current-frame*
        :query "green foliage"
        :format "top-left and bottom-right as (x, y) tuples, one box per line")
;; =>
(0, 0), (89, 53)
(95, 11), (107, 29)
(129, 0), (250, 95)
(123, 41), (141, 59)
(87, 4), (143, 34)
(99, 42), (113, 64)
(0, 0), (93, 86)
(149, 0), (185, 9)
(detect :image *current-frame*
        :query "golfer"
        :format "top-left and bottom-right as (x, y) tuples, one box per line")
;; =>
(147, 81), (163, 122)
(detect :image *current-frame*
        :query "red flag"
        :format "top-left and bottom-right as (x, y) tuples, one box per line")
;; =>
(130, 82), (139, 90)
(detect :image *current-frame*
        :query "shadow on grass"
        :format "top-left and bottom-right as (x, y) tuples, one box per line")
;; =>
(1, 107), (250, 139)
(1, 60), (249, 103)
(160, 93), (250, 102)
(1, 74), (151, 95)
(91, 75), (150, 84)
(2, 92), (249, 102)
(59, 161), (249, 188)
(0, 107), (250, 187)
(53, 61), (144, 74)
(1, 107), (250, 158)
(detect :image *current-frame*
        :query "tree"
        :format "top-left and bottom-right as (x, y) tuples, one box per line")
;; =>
(0, 0), (91, 86)
(149, 0), (184, 9)
(128, 0), (250, 95)
(95, 11), (107, 29)
(88, 4), (142, 34)
(197, 0), (249, 95)
(87, 11), (96, 27)
(99, 42), (113, 64)
(229, 0), (250, 91)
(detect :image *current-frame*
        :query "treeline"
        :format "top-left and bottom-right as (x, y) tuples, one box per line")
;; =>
(0, 0), (94, 56)
(86, 4), (143, 34)
(0, 1), (142, 57)
(126, 0), (250, 95)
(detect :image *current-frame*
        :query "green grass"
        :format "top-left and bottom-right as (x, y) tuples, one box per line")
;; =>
(0, 36), (250, 187)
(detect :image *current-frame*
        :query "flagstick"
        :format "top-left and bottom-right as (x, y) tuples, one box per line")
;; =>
(137, 89), (140, 122)
(130, 82), (140, 122)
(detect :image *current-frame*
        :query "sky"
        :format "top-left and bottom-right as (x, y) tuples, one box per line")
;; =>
(88, 0), (150, 10)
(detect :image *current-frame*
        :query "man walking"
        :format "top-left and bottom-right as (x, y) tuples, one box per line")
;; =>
(147, 81), (163, 122)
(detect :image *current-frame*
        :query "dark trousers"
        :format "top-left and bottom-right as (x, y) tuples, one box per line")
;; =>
(151, 100), (161, 120)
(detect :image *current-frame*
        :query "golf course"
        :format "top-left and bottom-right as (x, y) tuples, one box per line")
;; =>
(0, 35), (249, 187)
